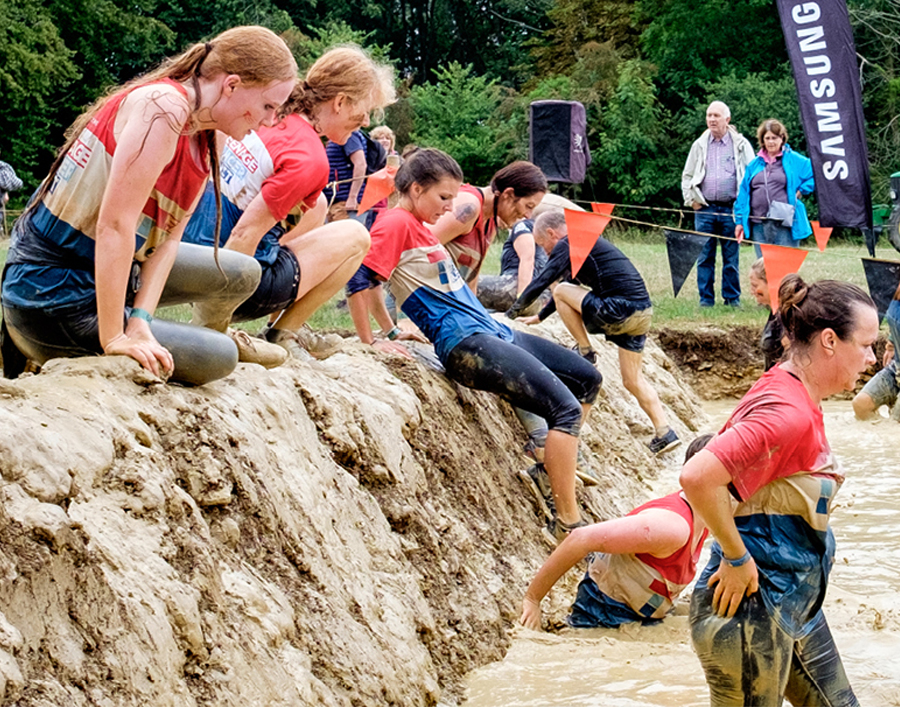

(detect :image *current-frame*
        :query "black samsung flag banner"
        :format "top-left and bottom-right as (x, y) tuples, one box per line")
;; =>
(777, 0), (872, 229)
(861, 258), (900, 325)
(664, 229), (707, 298)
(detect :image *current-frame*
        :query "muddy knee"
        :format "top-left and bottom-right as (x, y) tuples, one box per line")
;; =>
(151, 320), (239, 386)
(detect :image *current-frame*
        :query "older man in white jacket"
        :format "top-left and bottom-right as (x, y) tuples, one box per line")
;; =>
(681, 101), (754, 307)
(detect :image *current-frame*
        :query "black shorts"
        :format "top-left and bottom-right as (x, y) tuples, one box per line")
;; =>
(233, 247), (301, 322)
(581, 294), (652, 354)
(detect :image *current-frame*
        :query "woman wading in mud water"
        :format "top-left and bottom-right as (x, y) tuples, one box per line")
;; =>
(347, 149), (602, 543)
(1, 27), (296, 384)
(681, 275), (877, 706)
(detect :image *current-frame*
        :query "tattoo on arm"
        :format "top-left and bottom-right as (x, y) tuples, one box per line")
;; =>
(454, 203), (478, 224)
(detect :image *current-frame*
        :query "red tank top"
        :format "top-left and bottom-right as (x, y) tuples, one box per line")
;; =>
(42, 78), (209, 261)
(443, 184), (497, 283)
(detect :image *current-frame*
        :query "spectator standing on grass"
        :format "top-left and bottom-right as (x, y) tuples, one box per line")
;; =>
(0, 149), (24, 237)
(682, 101), (755, 308)
(734, 119), (815, 258)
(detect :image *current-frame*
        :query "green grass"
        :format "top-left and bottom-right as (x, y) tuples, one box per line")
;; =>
(483, 225), (879, 330)
(0, 227), (889, 334)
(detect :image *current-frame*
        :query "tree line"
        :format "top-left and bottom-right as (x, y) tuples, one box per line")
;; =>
(2, 0), (897, 215)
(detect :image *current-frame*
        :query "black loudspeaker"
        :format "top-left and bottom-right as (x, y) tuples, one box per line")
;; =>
(529, 100), (591, 183)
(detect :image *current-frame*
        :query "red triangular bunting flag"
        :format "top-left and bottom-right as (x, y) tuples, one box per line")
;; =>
(591, 202), (614, 216)
(760, 244), (808, 310)
(357, 164), (398, 214)
(810, 221), (833, 252)
(565, 209), (609, 277)
(861, 258), (900, 325)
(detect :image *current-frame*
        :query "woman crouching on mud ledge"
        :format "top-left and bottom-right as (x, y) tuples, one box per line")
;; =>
(681, 274), (878, 706)
(347, 149), (602, 543)
(1, 27), (296, 384)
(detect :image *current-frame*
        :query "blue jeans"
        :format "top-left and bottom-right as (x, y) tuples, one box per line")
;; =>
(750, 221), (794, 259)
(694, 205), (741, 306)
(691, 588), (857, 707)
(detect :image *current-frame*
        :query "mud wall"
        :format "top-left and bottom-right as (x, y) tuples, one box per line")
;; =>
(655, 325), (891, 400)
(0, 321), (705, 706)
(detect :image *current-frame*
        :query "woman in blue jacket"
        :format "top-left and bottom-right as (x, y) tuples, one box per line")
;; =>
(734, 119), (815, 256)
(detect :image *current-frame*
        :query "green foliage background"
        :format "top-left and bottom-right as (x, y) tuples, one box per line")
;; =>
(1, 0), (896, 221)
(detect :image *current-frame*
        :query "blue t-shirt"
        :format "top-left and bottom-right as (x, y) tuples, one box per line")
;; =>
(363, 208), (514, 362)
(323, 131), (366, 203)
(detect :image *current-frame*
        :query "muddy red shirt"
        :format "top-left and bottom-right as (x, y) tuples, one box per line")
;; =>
(587, 491), (708, 619)
(700, 364), (840, 638)
(706, 364), (831, 502)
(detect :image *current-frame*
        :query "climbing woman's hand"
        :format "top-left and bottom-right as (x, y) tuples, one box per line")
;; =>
(520, 596), (543, 631)
(104, 319), (174, 379)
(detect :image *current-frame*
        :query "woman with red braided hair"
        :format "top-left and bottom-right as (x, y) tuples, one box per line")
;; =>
(1, 26), (296, 384)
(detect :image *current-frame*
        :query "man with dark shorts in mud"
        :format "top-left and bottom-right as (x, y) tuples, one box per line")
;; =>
(507, 209), (680, 455)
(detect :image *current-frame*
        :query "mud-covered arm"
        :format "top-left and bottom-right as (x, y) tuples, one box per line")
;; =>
(680, 449), (758, 618)
(507, 240), (569, 320)
(521, 510), (691, 630)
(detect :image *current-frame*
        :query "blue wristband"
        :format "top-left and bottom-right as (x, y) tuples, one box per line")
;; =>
(723, 550), (752, 568)
(129, 307), (153, 324)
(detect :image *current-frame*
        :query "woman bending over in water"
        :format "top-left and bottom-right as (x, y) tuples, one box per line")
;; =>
(521, 434), (711, 630)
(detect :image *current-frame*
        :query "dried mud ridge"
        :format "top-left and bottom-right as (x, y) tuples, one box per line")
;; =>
(0, 321), (705, 706)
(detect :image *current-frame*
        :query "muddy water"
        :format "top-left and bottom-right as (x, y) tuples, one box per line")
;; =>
(463, 401), (900, 706)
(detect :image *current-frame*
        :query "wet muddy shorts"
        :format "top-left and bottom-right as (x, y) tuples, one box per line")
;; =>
(233, 247), (301, 322)
(345, 264), (381, 296)
(581, 294), (652, 354)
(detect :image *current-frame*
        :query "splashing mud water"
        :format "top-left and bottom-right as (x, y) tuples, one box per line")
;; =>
(463, 401), (900, 707)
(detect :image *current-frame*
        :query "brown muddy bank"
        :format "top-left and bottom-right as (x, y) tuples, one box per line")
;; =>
(0, 320), (704, 706)
(654, 325), (891, 400)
